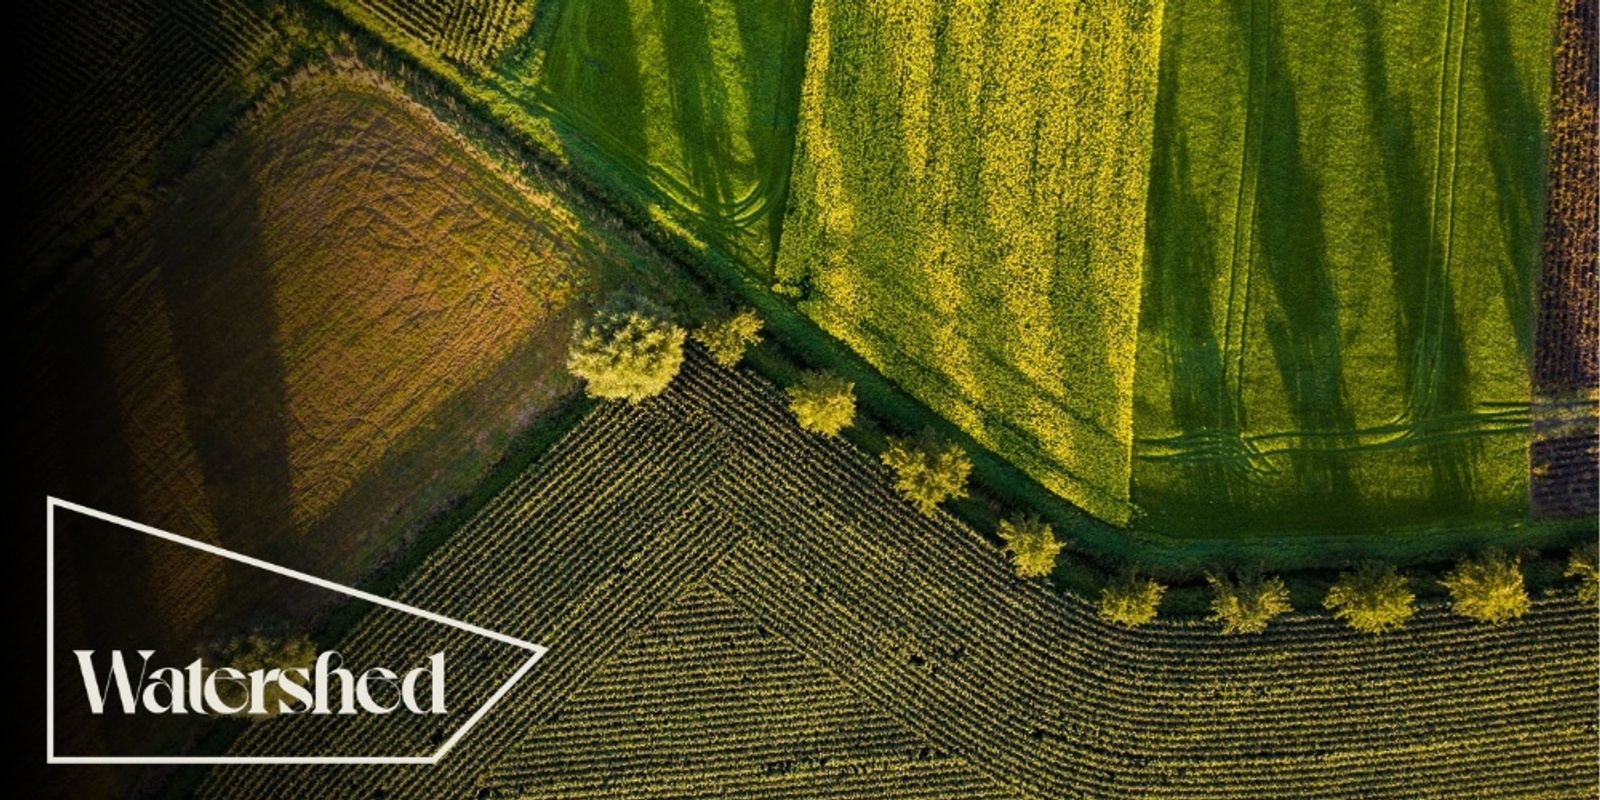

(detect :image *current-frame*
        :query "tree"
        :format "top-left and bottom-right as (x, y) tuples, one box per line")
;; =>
(881, 430), (970, 515)
(1206, 571), (1292, 635)
(786, 370), (856, 436)
(1566, 544), (1599, 605)
(1439, 549), (1530, 624)
(692, 309), (764, 368)
(1099, 573), (1166, 628)
(998, 514), (1064, 578)
(566, 291), (685, 403)
(1323, 562), (1414, 634)
(210, 632), (317, 719)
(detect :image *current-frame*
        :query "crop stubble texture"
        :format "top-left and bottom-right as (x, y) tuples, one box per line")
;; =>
(207, 352), (1599, 799)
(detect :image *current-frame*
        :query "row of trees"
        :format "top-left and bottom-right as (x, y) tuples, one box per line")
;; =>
(562, 295), (1596, 636)
(1099, 546), (1599, 633)
(564, 292), (975, 519)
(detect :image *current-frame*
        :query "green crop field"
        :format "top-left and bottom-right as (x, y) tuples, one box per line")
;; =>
(1132, 0), (1558, 537)
(525, 0), (808, 257)
(205, 352), (1600, 798)
(769, 0), (1568, 538)
(773, 0), (1166, 526)
(325, 0), (810, 264)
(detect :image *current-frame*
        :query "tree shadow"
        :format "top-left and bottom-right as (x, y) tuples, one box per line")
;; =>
(1473, 0), (1542, 361)
(732, 0), (809, 263)
(42, 280), (167, 768)
(152, 164), (294, 568)
(655, 0), (741, 213)
(1354, 0), (1477, 515)
(1134, 21), (1242, 512)
(541, 0), (652, 164)
(1251, 4), (1359, 511)
(1136, 0), (1364, 531)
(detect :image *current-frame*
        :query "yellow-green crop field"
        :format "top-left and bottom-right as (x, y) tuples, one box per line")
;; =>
(775, 0), (1572, 538)
(774, 0), (1166, 526)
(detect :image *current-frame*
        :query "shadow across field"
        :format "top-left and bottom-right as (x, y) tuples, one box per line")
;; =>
(532, 0), (810, 263)
(153, 149), (294, 606)
(34, 3), (284, 791)
(1132, 0), (1544, 536)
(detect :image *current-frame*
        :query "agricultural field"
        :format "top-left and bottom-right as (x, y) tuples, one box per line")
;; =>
(205, 352), (1600, 798)
(26, 57), (697, 794)
(24, 0), (1598, 796)
(326, 0), (811, 264)
(24, 62), (635, 596)
(18, 0), (293, 288)
(338, 0), (533, 67)
(1132, 0), (1561, 537)
(1531, 0), (1599, 519)
(772, 0), (1167, 526)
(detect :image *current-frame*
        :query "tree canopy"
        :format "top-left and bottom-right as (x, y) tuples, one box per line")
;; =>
(1206, 571), (1292, 634)
(566, 291), (686, 403)
(787, 370), (857, 436)
(1440, 549), (1530, 624)
(692, 309), (764, 367)
(1567, 544), (1599, 605)
(212, 632), (317, 719)
(881, 430), (971, 515)
(1324, 562), (1415, 634)
(998, 514), (1064, 578)
(1099, 573), (1166, 628)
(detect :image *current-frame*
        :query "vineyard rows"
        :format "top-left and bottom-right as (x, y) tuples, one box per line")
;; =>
(206, 350), (1599, 798)
(486, 585), (1013, 798)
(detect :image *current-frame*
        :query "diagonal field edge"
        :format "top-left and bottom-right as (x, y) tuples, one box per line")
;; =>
(45, 496), (548, 765)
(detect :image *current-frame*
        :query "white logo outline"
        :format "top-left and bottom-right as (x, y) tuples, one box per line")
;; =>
(45, 496), (548, 765)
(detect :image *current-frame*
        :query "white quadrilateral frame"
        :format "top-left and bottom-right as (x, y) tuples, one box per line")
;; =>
(45, 496), (549, 765)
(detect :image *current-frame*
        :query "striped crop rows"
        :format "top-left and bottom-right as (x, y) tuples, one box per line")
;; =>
(19, 0), (281, 268)
(485, 584), (1016, 799)
(205, 349), (1600, 798)
(334, 0), (533, 68)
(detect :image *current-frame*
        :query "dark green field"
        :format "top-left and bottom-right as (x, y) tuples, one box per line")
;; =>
(328, 0), (809, 264)
(1134, 0), (1555, 537)
(527, 0), (808, 260)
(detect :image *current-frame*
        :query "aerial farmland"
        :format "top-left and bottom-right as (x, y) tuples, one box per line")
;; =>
(23, 0), (1597, 798)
